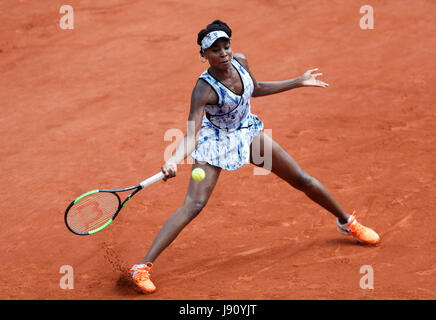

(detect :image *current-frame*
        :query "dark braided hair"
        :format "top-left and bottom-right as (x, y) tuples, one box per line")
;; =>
(197, 20), (232, 54)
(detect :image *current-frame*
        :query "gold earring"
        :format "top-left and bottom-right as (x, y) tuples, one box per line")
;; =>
(199, 53), (207, 63)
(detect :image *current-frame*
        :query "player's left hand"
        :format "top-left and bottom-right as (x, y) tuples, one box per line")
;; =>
(299, 68), (329, 88)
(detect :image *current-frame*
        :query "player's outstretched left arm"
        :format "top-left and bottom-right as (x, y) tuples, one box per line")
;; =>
(233, 53), (328, 98)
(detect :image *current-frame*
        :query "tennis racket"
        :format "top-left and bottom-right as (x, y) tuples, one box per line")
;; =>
(65, 172), (164, 235)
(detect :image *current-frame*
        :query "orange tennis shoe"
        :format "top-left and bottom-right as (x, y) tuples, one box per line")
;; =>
(337, 211), (380, 245)
(130, 262), (156, 294)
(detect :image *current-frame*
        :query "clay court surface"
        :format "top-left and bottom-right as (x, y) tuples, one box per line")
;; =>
(1, 0), (435, 300)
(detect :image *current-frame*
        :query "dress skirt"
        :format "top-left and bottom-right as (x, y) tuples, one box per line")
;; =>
(190, 113), (264, 171)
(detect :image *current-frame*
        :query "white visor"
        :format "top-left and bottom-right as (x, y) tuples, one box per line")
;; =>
(201, 30), (231, 51)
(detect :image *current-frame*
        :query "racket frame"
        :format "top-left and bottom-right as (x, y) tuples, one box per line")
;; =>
(65, 172), (164, 236)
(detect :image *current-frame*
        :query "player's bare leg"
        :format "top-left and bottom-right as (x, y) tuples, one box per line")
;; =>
(249, 132), (380, 245)
(249, 131), (350, 223)
(131, 161), (221, 293)
(141, 161), (222, 263)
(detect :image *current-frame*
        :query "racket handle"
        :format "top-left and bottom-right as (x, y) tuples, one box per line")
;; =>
(139, 172), (165, 188)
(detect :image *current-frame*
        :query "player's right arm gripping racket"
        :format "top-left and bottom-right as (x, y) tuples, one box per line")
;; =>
(64, 172), (164, 235)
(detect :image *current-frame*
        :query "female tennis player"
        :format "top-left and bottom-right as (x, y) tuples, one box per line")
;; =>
(129, 20), (380, 293)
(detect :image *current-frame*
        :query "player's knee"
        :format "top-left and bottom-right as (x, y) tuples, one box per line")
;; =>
(183, 198), (207, 220)
(191, 199), (207, 213)
(292, 171), (316, 191)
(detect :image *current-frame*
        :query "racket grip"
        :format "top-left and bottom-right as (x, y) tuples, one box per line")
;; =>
(139, 172), (165, 188)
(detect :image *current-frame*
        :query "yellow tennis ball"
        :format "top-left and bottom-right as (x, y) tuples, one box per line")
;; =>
(192, 168), (205, 181)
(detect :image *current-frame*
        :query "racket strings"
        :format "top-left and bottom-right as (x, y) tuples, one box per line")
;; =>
(66, 192), (119, 233)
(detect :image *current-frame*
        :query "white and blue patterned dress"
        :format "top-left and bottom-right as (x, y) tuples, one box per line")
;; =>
(190, 58), (264, 170)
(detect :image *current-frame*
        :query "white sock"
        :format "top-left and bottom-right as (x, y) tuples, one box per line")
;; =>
(337, 214), (356, 233)
(130, 264), (147, 276)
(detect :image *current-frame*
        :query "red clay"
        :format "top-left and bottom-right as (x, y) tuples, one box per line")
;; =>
(1, 0), (435, 299)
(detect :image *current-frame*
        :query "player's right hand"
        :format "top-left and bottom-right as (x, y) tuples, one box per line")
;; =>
(162, 162), (177, 181)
